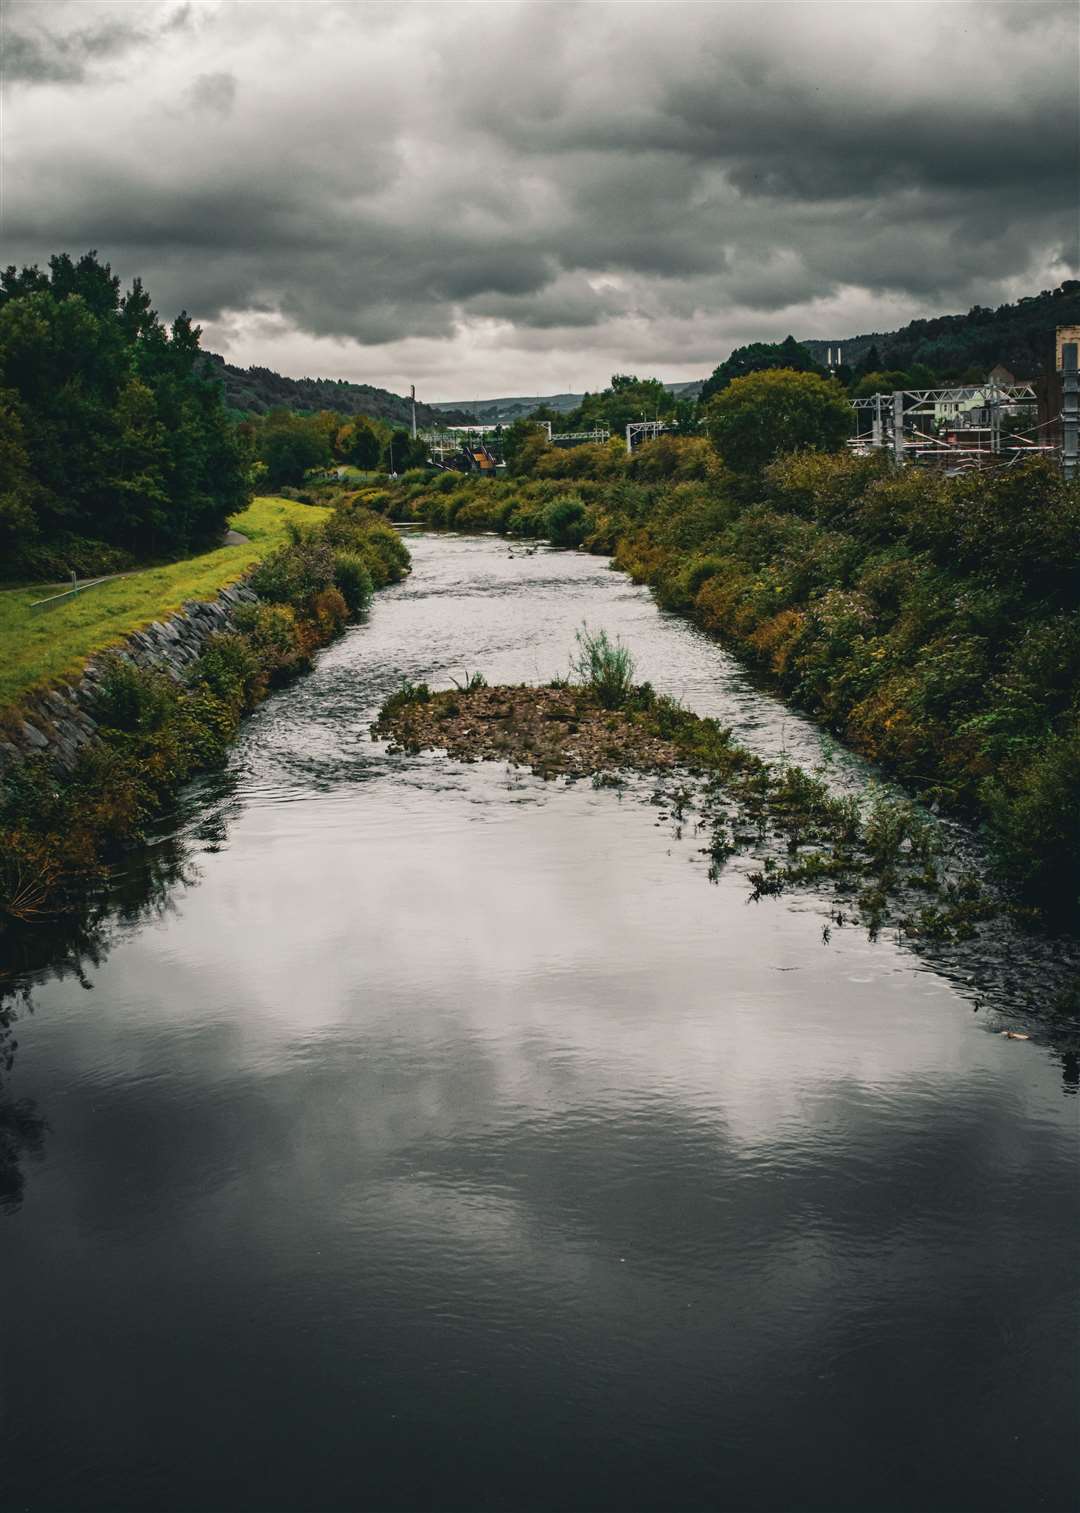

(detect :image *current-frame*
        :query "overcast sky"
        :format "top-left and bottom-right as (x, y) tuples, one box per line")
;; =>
(4, 1), (1078, 399)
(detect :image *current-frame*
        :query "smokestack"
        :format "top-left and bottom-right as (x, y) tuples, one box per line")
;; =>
(410, 384), (417, 439)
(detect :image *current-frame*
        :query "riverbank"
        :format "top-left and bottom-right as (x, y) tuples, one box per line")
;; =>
(5, 527), (1077, 1513)
(0, 496), (331, 711)
(339, 449), (1080, 927)
(0, 506), (409, 932)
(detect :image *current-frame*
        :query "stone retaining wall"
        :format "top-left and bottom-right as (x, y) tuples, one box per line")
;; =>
(0, 580), (260, 779)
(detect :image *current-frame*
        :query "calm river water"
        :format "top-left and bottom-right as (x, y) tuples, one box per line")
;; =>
(2, 535), (1077, 1512)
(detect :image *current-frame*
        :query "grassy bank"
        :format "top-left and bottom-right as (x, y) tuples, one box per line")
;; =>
(337, 447), (1080, 926)
(0, 505), (408, 933)
(0, 497), (331, 711)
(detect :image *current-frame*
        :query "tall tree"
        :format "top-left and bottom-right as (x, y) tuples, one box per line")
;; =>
(704, 369), (851, 473)
(0, 251), (250, 569)
(699, 337), (825, 406)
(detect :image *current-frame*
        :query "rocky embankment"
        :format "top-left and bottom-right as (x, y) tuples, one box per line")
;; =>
(0, 580), (259, 780)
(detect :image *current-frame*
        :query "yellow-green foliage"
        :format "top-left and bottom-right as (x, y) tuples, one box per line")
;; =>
(0, 505), (408, 930)
(354, 446), (1080, 921)
(0, 497), (329, 709)
(323, 506), (411, 587)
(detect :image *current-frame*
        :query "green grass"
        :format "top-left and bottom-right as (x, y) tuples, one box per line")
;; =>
(0, 497), (330, 711)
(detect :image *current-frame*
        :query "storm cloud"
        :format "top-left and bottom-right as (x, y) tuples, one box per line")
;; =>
(3, 0), (1077, 395)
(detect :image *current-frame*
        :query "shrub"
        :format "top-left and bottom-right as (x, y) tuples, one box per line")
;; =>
(704, 369), (852, 474)
(570, 624), (636, 709)
(325, 508), (410, 586)
(333, 551), (374, 614)
(93, 656), (175, 733)
(189, 632), (264, 711)
(311, 585), (349, 637)
(982, 719), (1080, 920)
(544, 493), (589, 547)
(231, 602), (305, 681)
(249, 538), (336, 606)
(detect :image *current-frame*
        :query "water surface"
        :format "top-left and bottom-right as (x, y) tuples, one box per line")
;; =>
(2, 535), (1077, 1512)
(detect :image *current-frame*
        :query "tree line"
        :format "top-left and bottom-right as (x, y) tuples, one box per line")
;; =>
(0, 252), (250, 580)
(243, 409), (429, 492)
(0, 250), (434, 580)
(200, 351), (472, 427)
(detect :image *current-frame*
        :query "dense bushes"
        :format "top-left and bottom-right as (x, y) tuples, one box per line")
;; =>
(322, 506), (411, 587)
(351, 443), (1080, 924)
(332, 552), (374, 614)
(614, 452), (1080, 923)
(545, 494), (589, 547)
(702, 370), (852, 474)
(0, 505), (409, 931)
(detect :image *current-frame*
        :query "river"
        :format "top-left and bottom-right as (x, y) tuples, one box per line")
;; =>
(2, 534), (1077, 1512)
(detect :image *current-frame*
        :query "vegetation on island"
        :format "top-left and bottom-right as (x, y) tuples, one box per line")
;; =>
(374, 631), (994, 947)
(332, 369), (1080, 929)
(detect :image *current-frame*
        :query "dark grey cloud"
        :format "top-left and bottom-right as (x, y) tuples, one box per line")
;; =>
(5, 4), (192, 84)
(185, 70), (237, 118)
(4, 18), (143, 83)
(3, 1), (1077, 393)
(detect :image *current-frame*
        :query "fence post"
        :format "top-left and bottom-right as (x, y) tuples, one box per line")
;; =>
(1063, 342), (1079, 481)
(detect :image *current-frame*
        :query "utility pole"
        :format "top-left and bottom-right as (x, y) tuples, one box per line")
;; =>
(989, 381), (1001, 456)
(410, 384), (417, 440)
(1063, 342), (1079, 481)
(893, 391), (905, 465)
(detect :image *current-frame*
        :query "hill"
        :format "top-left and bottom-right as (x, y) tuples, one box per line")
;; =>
(432, 282), (1080, 423)
(204, 281), (1080, 429)
(200, 353), (474, 425)
(429, 379), (703, 423)
(801, 280), (1080, 377)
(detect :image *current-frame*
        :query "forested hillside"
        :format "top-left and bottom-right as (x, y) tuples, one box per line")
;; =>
(802, 281), (1080, 377)
(435, 282), (1080, 426)
(201, 352), (472, 425)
